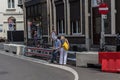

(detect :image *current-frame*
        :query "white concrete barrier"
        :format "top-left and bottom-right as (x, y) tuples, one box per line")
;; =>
(76, 52), (98, 67)
(9, 44), (18, 53)
(14, 45), (26, 55)
(4, 44), (13, 52)
(4, 44), (26, 55)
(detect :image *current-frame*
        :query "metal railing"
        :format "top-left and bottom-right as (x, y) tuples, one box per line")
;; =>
(24, 47), (76, 62)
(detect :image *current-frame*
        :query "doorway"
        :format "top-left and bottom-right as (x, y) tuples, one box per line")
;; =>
(92, 7), (101, 45)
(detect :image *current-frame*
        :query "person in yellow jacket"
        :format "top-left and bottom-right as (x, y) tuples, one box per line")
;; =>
(59, 35), (69, 65)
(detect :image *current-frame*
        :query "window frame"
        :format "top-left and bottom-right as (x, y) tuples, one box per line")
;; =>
(57, 20), (65, 35)
(71, 20), (81, 35)
(0, 24), (3, 32)
(7, 0), (15, 9)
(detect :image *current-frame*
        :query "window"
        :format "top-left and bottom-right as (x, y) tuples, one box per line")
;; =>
(0, 25), (3, 32)
(26, 7), (30, 17)
(31, 6), (34, 17)
(71, 20), (81, 34)
(8, 0), (15, 8)
(12, 0), (15, 8)
(92, 0), (102, 7)
(8, 0), (11, 8)
(70, 0), (81, 35)
(27, 19), (42, 39)
(34, 5), (38, 16)
(57, 20), (65, 35)
(38, 4), (42, 16)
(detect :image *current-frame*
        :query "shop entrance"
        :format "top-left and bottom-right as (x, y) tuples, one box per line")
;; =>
(92, 7), (101, 45)
(27, 19), (42, 47)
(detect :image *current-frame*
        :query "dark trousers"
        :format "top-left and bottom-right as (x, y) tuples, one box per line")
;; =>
(51, 50), (59, 63)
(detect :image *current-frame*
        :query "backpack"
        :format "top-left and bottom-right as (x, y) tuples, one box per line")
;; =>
(62, 39), (69, 51)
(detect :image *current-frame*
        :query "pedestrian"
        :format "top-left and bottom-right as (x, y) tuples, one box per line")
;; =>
(51, 36), (61, 63)
(50, 27), (57, 45)
(33, 30), (37, 46)
(59, 35), (69, 65)
(37, 41), (41, 48)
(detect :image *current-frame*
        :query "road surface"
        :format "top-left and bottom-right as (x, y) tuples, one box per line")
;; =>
(0, 53), (74, 80)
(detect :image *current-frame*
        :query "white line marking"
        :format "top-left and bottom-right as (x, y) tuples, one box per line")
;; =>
(0, 51), (79, 80)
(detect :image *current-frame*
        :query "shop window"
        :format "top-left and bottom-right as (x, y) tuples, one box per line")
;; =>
(27, 20), (42, 40)
(31, 6), (34, 17)
(27, 7), (31, 17)
(57, 20), (65, 35)
(70, 0), (81, 35)
(8, 0), (15, 8)
(104, 19), (111, 34)
(34, 5), (38, 16)
(71, 20), (81, 34)
(38, 4), (42, 16)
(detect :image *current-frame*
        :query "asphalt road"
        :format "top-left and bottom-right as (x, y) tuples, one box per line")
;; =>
(70, 66), (120, 80)
(0, 53), (74, 80)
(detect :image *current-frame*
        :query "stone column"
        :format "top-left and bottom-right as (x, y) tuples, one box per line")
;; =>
(23, 0), (27, 45)
(80, 0), (83, 34)
(49, 0), (53, 32)
(47, 0), (50, 42)
(52, 0), (57, 31)
(111, 0), (116, 34)
(63, 0), (67, 34)
(66, 0), (70, 35)
(85, 0), (90, 50)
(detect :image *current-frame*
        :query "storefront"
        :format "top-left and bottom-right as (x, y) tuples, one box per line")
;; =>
(90, 0), (116, 51)
(24, 0), (117, 51)
(25, 0), (48, 46)
(50, 0), (117, 51)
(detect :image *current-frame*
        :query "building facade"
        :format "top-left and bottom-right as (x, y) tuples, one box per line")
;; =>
(0, 0), (24, 39)
(24, 0), (48, 46)
(24, 0), (118, 51)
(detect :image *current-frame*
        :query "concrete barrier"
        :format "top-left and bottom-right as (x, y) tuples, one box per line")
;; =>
(4, 44), (13, 52)
(11, 45), (25, 55)
(67, 51), (76, 61)
(9, 44), (18, 53)
(4, 44), (26, 55)
(76, 52), (98, 67)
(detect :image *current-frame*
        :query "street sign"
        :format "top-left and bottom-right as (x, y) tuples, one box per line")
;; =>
(9, 24), (12, 28)
(99, 3), (109, 15)
(99, 3), (109, 50)
(9, 23), (14, 31)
